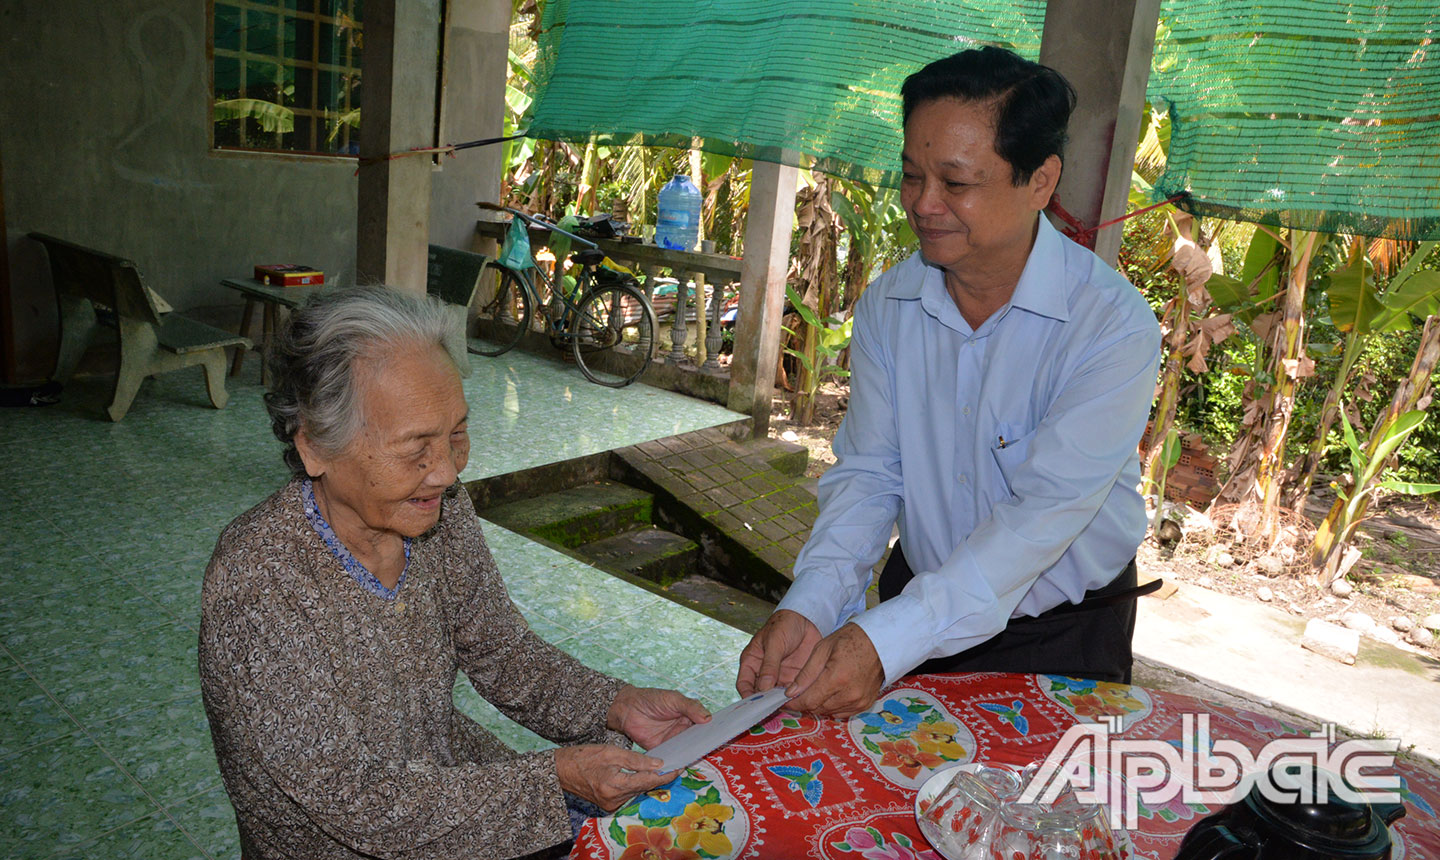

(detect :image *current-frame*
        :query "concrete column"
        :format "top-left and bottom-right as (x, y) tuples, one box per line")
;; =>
(429, 0), (510, 254)
(1039, 0), (1160, 266)
(727, 158), (798, 436)
(356, 0), (442, 291)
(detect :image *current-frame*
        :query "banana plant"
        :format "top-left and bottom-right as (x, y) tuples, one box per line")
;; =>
(830, 176), (912, 311)
(1208, 227), (1328, 546)
(1312, 403), (1440, 585)
(783, 284), (852, 425)
(1291, 240), (1440, 506)
(1148, 428), (1183, 541)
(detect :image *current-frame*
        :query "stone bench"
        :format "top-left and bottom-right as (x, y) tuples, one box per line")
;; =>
(29, 232), (251, 421)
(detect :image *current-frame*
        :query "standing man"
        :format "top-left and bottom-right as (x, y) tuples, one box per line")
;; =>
(737, 47), (1161, 718)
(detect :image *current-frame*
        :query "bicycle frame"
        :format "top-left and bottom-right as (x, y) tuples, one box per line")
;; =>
(484, 205), (613, 339)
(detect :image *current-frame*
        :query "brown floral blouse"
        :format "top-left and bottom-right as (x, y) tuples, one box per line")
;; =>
(199, 478), (628, 859)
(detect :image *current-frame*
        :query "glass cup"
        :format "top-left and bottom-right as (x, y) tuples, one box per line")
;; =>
(919, 764), (1120, 860)
(919, 765), (1023, 859)
(989, 794), (1120, 860)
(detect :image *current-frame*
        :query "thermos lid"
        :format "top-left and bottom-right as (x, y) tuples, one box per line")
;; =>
(1241, 765), (1402, 857)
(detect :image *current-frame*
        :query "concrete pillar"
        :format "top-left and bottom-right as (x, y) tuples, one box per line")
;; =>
(357, 0), (442, 291)
(1039, 0), (1160, 266)
(429, 0), (510, 254)
(727, 158), (798, 436)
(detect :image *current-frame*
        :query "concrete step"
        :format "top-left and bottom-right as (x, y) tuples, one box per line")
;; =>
(578, 526), (699, 586)
(481, 482), (653, 548)
(662, 574), (775, 634)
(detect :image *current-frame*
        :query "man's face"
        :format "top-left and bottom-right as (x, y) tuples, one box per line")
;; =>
(899, 97), (1058, 278)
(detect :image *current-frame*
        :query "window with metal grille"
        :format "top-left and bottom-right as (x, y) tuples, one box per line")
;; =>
(211, 0), (364, 156)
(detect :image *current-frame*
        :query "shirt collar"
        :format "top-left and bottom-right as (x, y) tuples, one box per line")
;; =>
(887, 214), (1072, 324)
(1009, 215), (1071, 323)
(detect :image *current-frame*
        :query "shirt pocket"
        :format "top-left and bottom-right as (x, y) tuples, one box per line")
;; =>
(990, 421), (1037, 497)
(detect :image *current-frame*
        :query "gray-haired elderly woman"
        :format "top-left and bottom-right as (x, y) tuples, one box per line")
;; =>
(199, 285), (709, 860)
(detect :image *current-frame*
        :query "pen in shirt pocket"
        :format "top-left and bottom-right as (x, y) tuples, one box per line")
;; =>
(997, 435), (1009, 449)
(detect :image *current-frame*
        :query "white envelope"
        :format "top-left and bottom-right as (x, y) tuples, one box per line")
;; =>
(646, 686), (794, 773)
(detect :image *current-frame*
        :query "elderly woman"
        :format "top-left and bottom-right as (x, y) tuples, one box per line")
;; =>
(199, 285), (709, 859)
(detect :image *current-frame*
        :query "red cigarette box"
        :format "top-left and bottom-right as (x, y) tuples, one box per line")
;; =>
(254, 264), (325, 287)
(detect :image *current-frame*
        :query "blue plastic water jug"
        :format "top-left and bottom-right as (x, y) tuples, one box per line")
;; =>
(655, 174), (701, 251)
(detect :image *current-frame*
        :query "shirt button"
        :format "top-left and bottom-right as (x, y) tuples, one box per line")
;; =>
(962, 406), (971, 416)
(957, 474), (968, 485)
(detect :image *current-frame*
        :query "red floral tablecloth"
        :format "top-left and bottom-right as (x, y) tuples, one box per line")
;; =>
(573, 672), (1440, 860)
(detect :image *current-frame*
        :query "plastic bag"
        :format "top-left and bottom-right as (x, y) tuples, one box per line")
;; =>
(499, 216), (535, 270)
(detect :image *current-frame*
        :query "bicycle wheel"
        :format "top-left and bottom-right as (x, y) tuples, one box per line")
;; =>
(469, 266), (533, 357)
(570, 282), (657, 387)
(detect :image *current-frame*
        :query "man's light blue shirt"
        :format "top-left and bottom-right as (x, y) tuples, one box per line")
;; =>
(776, 216), (1162, 686)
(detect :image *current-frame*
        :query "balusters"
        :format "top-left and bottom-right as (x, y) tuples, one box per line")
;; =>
(669, 275), (689, 362)
(705, 280), (724, 370)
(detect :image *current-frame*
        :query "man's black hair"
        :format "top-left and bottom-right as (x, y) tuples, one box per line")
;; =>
(901, 46), (1077, 186)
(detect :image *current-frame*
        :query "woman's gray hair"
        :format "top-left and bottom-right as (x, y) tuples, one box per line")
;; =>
(265, 285), (460, 476)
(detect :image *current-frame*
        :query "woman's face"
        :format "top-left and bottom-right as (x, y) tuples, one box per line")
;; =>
(298, 342), (470, 541)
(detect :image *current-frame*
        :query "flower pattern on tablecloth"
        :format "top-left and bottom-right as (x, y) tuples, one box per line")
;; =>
(749, 711), (804, 736)
(830, 825), (943, 860)
(732, 710), (823, 753)
(602, 762), (749, 860)
(574, 676), (1440, 860)
(849, 689), (975, 789)
(814, 811), (944, 860)
(1040, 675), (1153, 730)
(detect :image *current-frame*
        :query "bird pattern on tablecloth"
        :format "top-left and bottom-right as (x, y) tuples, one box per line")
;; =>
(976, 699), (1030, 735)
(767, 758), (825, 808)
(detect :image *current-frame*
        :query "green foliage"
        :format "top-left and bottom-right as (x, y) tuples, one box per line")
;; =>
(782, 284), (853, 392)
(1331, 407), (1440, 540)
(213, 98), (294, 134)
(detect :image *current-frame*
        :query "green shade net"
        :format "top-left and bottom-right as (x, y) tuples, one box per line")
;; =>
(527, 0), (1045, 187)
(527, 0), (1440, 240)
(1148, 1), (1440, 241)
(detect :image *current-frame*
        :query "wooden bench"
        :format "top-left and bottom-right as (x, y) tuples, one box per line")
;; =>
(426, 244), (488, 377)
(29, 233), (252, 422)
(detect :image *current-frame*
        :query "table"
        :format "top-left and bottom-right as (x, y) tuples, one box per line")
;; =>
(573, 673), (1440, 859)
(221, 278), (325, 382)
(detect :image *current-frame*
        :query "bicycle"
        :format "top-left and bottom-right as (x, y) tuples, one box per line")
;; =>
(471, 203), (658, 388)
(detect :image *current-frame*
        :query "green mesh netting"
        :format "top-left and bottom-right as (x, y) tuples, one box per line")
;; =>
(526, 0), (1440, 240)
(527, 0), (1045, 187)
(1148, 1), (1440, 241)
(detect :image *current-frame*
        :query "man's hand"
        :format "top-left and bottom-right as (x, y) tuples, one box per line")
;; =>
(553, 745), (669, 812)
(784, 623), (885, 719)
(606, 686), (711, 749)
(736, 609), (823, 697)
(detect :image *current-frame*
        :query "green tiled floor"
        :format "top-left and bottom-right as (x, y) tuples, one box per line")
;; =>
(0, 352), (747, 858)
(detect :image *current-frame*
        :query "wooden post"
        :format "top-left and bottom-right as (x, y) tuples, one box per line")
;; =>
(728, 158), (798, 436)
(356, 0), (442, 292)
(1039, 0), (1160, 266)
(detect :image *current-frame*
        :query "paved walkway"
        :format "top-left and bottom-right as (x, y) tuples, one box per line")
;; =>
(1134, 584), (1440, 765)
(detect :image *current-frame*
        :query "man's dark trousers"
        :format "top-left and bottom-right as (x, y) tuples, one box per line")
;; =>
(877, 548), (1140, 683)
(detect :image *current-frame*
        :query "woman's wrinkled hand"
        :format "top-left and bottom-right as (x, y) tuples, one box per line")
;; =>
(606, 686), (711, 749)
(553, 745), (669, 812)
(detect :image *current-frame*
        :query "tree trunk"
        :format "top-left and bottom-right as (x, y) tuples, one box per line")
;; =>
(1143, 288), (1190, 495)
(1253, 232), (1317, 539)
(576, 140), (598, 216)
(791, 174), (839, 424)
(1211, 232), (1316, 545)
(1313, 314), (1440, 582)
(1289, 328), (1363, 509)
(842, 236), (870, 315)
